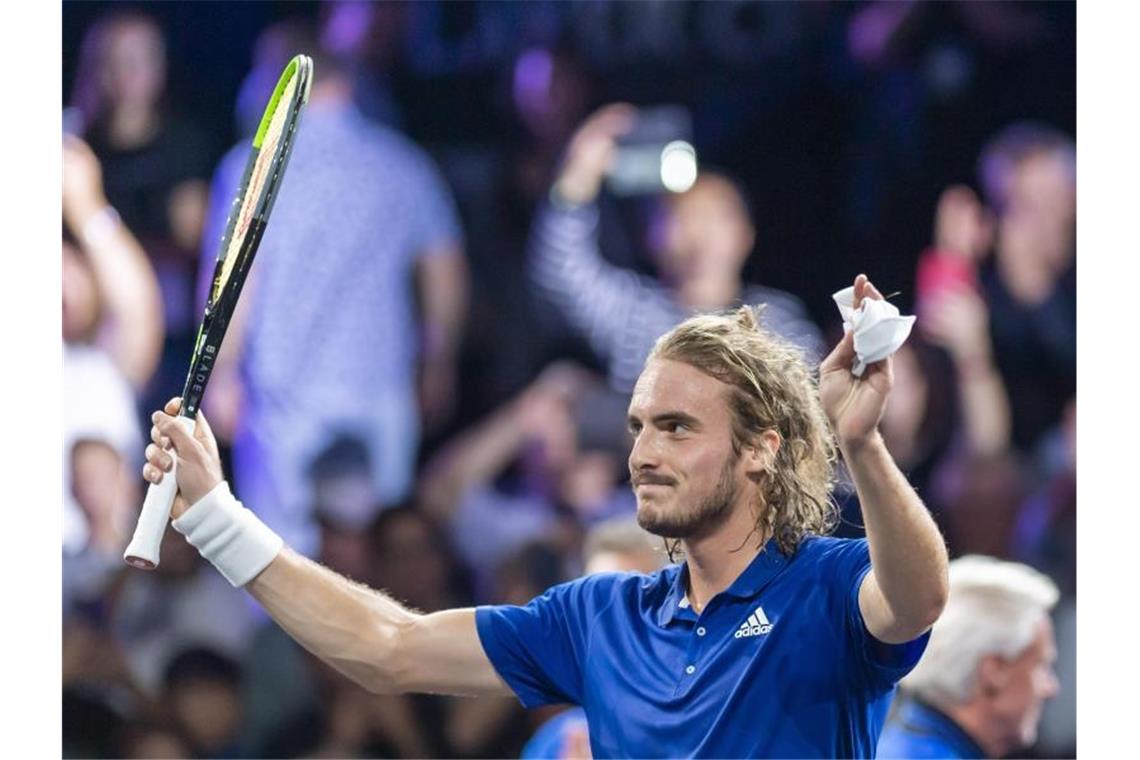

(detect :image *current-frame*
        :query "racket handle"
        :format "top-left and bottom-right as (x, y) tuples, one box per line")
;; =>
(123, 416), (196, 570)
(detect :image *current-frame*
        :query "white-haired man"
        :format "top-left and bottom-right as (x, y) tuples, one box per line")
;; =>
(878, 555), (1060, 759)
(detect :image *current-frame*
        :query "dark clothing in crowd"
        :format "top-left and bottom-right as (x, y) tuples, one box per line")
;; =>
(85, 118), (213, 248)
(983, 263), (1076, 453)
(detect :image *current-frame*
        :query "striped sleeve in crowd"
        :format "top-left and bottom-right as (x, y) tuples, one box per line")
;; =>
(528, 199), (681, 392)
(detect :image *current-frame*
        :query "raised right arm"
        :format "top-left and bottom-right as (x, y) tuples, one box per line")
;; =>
(144, 399), (512, 698)
(529, 104), (647, 363)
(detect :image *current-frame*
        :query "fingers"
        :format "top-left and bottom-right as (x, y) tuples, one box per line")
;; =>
(819, 329), (856, 374)
(151, 397), (183, 448)
(145, 443), (173, 472)
(193, 408), (216, 447)
(150, 424), (171, 449)
(853, 274), (868, 308)
(587, 102), (637, 133)
(142, 455), (168, 484)
(853, 273), (886, 310)
(152, 410), (199, 456)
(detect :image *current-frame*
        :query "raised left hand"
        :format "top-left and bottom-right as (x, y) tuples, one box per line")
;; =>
(62, 135), (108, 230)
(819, 274), (894, 448)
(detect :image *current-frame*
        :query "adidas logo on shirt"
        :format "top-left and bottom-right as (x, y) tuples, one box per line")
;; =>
(734, 605), (773, 638)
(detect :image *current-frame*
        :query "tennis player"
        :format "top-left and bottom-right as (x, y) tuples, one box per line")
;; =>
(143, 274), (948, 757)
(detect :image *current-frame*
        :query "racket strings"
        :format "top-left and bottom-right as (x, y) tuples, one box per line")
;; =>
(212, 74), (301, 303)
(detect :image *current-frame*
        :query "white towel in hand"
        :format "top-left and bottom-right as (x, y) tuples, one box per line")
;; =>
(832, 286), (916, 377)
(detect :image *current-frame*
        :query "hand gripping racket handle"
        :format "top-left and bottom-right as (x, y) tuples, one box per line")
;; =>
(123, 416), (197, 570)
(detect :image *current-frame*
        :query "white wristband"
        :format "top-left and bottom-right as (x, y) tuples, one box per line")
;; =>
(171, 482), (284, 587)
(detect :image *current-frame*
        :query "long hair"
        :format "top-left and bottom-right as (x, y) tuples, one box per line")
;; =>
(649, 305), (838, 556)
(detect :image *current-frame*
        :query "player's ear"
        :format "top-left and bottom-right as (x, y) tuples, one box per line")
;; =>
(978, 655), (1009, 699)
(743, 429), (780, 479)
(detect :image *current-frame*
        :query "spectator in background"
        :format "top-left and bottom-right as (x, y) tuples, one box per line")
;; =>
(418, 362), (635, 598)
(917, 185), (1009, 461)
(62, 135), (163, 595)
(161, 647), (246, 758)
(871, 340), (956, 498)
(908, 184), (1032, 559)
(68, 9), (214, 412)
(249, 507), (523, 758)
(878, 555), (1060, 759)
(530, 104), (824, 396)
(318, 0), (408, 129)
(117, 720), (190, 760)
(522, 517), (666, 760)
(437, 42), (596, 412)
(199, 30), (468, 558)
(976, 122), (1076, 452)
(231, 19), (319, 140)
(107, 525), (258, 697)
(370, 505), (472, 614)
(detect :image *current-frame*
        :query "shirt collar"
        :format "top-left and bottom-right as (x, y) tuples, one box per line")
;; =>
(656, 536), (789, 626)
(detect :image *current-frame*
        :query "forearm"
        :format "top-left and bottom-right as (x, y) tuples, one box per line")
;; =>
(529, 199), (637, 359)
(954, 355), (1012, 457)
(72, 202), (165, 389)
(247, 546), (419, 694)
(418, 400), (530, 517)
(161, 473), (507, 700)
(843, 433), (948, 640)
(417, 248), (469, 364)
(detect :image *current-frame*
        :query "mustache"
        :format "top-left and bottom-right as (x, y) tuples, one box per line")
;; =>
(631, 472), (677, 487)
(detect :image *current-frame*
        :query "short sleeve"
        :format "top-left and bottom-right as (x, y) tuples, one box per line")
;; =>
(823, 538), (930, 689)
(475, 577), (603, 708)
(402, 150), (463, 257)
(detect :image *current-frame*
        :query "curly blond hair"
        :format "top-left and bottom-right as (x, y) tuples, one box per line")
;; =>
(649, 305), (838, 556)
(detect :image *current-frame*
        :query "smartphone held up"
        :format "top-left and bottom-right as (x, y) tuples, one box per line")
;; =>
(606, 105), (698, 196)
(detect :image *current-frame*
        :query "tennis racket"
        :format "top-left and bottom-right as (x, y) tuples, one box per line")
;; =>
(124, 55), (313, 569)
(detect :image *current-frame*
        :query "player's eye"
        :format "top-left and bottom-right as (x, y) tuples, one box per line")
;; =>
(667, 421), (688, 434)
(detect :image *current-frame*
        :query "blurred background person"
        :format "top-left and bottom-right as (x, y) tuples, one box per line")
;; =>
(62, 135), (163, 607)
(418, 362), (634, 599)
(434, 41), (596, 419)
(160, 647), (246, 758)
(522, 516), (666, 760)
(68, 8), (215, 416)
(318, 0), (408, 129)
(878, 555), (1060, 759)
(975, 122), (1076, 454)
(530, 104), (824, 398)
(198, 27), (469, 558)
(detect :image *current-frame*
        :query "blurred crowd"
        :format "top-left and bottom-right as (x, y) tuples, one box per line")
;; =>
(61, 2), (1075, 758)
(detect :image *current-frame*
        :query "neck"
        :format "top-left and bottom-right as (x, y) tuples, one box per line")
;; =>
(108, 105), (158, 148)
(942, 699), (1011, 759)
(680, 496), (767, 613)
(309, 77), (354, 108)
(996, 251), (1056, 306)
(676, 276), (741, 312)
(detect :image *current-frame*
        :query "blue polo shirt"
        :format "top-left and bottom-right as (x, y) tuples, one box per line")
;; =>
(476, 535), (929, 758)
(877, 698), (987, 759)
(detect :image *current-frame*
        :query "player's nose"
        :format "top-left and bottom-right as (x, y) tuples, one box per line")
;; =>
(628, 430), (659, 475)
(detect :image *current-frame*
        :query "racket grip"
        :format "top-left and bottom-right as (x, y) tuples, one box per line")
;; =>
(123, 416), (196, 570)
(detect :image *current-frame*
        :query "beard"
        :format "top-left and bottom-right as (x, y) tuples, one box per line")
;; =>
(636, 453), (740, 539)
